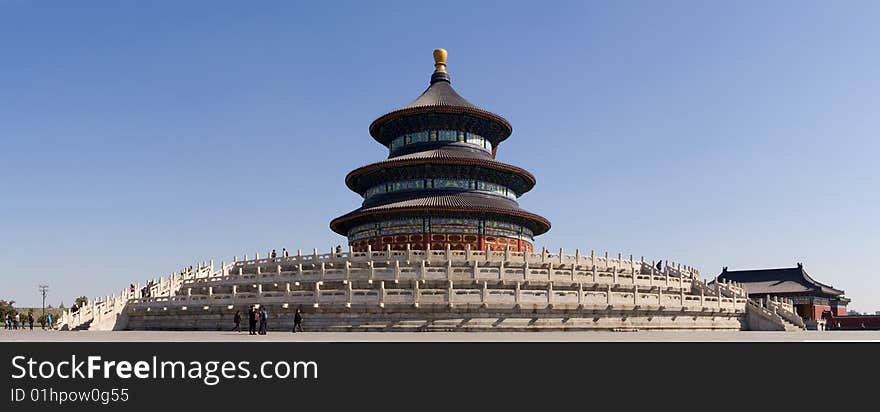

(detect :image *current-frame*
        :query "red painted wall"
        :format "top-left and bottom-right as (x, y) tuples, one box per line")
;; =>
(812, 305), (831, 320)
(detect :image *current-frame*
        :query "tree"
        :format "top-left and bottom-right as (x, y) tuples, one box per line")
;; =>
(0, 300), (16, 319)
(75, 296), (89, 308)
(59, 302), (65, 309)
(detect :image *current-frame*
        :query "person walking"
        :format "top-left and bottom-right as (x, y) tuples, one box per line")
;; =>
(271, 249), (277, 259)
(46, 313), (52, 330)
(258, 307), (268, 335)
(292, 308), (304, 333)
(14, 313), (20, 330)
(656, 260), (663, 273)
(248, 305), (257, 335)
(28, 312), (34, 330)
(233, 310), (242, 333)
(282, 248), (288, 258)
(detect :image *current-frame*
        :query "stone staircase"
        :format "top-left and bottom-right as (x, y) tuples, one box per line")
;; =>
(71, 318), (93, 331)
(744, 298), (806, 331)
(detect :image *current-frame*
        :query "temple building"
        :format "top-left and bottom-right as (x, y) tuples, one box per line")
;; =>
(60, 49), (824, 333)
(330, 49), (550, 253)
(717, 263), (849, 321)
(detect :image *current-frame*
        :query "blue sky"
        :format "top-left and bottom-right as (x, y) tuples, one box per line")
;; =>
(2, 1), (878, 311)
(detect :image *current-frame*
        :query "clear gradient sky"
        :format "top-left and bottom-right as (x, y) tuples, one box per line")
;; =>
(1, 1), (878, 311)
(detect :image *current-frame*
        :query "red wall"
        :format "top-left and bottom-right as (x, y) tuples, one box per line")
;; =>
(812, 305), (831, 320)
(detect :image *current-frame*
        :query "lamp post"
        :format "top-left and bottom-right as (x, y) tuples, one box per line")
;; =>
(38, 284), (49, 319)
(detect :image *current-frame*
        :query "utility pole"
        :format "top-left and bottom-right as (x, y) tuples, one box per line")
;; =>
(38, 284), (49, 318)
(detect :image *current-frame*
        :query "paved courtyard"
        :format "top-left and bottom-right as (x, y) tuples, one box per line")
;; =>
(2, 330), (880, 342)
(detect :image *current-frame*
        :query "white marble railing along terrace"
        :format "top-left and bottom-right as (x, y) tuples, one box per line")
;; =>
(130, 282), (747, 313)
(228, 248), (702, 279)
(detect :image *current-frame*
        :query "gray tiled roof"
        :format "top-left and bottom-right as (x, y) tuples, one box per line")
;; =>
(717, 265), (844, 297)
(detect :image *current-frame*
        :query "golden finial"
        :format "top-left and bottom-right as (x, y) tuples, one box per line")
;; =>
(433, 48), (448, 73)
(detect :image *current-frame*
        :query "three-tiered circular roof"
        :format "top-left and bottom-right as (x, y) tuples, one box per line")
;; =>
(331, 49), (550, 239)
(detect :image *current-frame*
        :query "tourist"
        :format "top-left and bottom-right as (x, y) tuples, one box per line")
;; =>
(130, 284), (135, 297)
(28, 312), (34, 330)
(282, 248), (288, 258)
(271, 249), (277, 259)
(14, 313), (20, 330)
(4, 314), (10, 330)
(259, 306), (268, 335)
(233, 310), (242, 333)
(656, 260), (663, 273)
(46, 313), (52, 329)
(292, 308), (304, 333)
(248, 305), (257, 335)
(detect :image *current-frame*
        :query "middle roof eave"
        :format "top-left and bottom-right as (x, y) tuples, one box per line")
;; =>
(344, 152), (537, 195)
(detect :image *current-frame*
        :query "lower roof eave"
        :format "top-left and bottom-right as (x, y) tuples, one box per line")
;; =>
(330, 206), (551, 237)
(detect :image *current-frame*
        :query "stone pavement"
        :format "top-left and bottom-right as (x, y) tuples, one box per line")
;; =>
(2, 330), (880, 342)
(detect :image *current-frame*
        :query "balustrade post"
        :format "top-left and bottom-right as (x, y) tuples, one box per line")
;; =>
(232, 285), (237, 298)
(592, 259), (597, 283)
(577, 283), (584, 307)
(482, 281), (489, 308)
(285, 283), (290, 295)
(633, 285), (638, 305)
(590, 249), (595, 271)
(447, 280), (454, 308)
(630, 254), (635, 275)
(314, 282), (321, 308)
(345, 260), (351, 283)
(547, 282), (553, 308)
(607, 284), (613, 305)
(419, 260), (426, 283)
(515, 281), (521, 306)
(208, 287), (213, 296)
